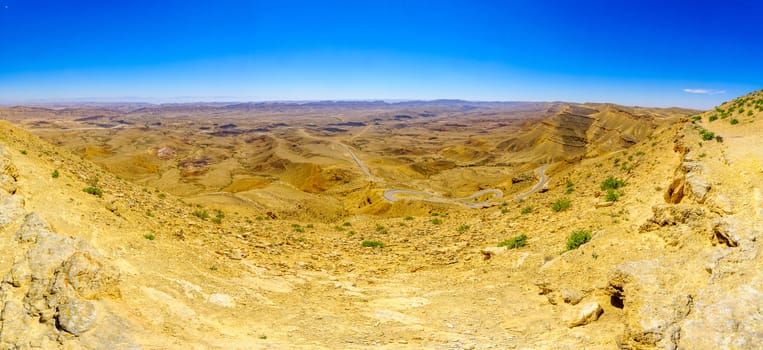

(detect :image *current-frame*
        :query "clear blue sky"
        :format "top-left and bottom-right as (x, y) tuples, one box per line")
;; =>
(1, 0), (761, 109)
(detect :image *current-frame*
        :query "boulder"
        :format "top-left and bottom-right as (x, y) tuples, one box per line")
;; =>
(56, 298), (97, 336)
(565, 302), (602, 328)
(560, 288), (584, 305)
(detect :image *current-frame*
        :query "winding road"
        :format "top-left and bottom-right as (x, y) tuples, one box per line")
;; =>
(339, 141), (549, 208)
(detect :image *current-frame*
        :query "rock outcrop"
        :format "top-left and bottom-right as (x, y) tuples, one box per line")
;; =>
(0, 143), (136, 349)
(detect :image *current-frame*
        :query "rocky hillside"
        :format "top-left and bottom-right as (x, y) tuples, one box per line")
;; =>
(497, 104), (691, 163)
(0, 90), (761, 349)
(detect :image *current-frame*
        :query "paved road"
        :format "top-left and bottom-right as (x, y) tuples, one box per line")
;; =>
(516, 164), (550, 200)
(383, 188), (503, 209)
(339, 139), (548, 209)
(339, 143), (384, 183)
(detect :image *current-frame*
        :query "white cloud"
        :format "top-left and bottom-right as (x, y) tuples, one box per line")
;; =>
(683, 88), (726, 95)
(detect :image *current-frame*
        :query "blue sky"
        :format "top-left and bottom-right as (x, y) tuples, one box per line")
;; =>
(0, 0), (761, 109)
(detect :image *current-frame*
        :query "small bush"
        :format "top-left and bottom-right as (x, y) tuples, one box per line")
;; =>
(715, 135), (723, 143)
(456, 224), (470, 233)
(403, 216), (414, 221)
(430, 218), (442, 225)
(551, 197), (572, 212)
(700, 130), (715, 141)
(306, 223), (314, 228)
(601, 176), (626, 190)
(143, 233), (156, 240)
(52, 170), (60, 178)
(521, 206), (533, 214)
(730, 118), (739, 125)
(361, 240), (385, 248)
(566, 230), (591, 251)
(20, 150), (27, 155)
(501, 208), (509, 214)
(498, 234), (528, 249)
(605, 189), (622, 202)
(343, 222), (352, 227)
(83, 186), (103, 197)
(375, 224), (387, 233)
(708, 115), (718, 122)
(193, 210), (210, 221)
(334, 225), (345, 232)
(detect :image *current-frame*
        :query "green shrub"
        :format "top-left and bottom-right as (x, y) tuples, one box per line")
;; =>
(403, 216), (414, 221)
(143, 233), (156, 240)
(375, 224), (387, 233)
(343, 222), (352, 227)
(456, 224), (470, 233)
(52, 170), (60, 178)
(605, 189), (622, 202)
(498, 234), (528, 249)
(430, 218), (442, 225)
(708, 115), (718, 122)
(193, 210), (210, 221)
(20, 150), (27, 155)
(551, 198), (572, 212)
(83, 186), (103, 198)
(334, 225), (345, 232)
(730, 118), (739, 125)
(521, 206), (533, 214)
(361, 240), (385, 248)
(700, 130), (715, 141)
(566, 230), (591, 251)
(601, 176), (626, 190)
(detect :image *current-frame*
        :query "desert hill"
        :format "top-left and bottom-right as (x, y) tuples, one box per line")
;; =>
(0, 91), (761, 348)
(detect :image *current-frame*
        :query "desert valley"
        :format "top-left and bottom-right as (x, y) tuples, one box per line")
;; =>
(1, 90), (762, 348)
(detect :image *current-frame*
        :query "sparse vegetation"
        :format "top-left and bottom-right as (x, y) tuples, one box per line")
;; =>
(708, 115), (718, 122)
(498, 234), (528, 249)
(456, 224), (470, 233)
(565, 180), (575, 194)
(361, 240), (385, 248)
(566, 230), (591, 251)
(521, 206), (533, 214)
(430, 218), (442, 225)
(143, 233), (156, 240)
(193, 210), (210, 221)
(83, 186), (104, 198)
(605, 189), (623, 202)
(730, 118), (739, 125)
(342, 222), (352, 227)
(211, 209), (224, 224)
(551, 197), (572, 212)
(601, 176), (626, 190)
(146, 210), (154, 217)
(51, 169), (59, 178)
(20, 150), (27, 155)
(375, 224), (387, 233)
(403, 216), (414, 221)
